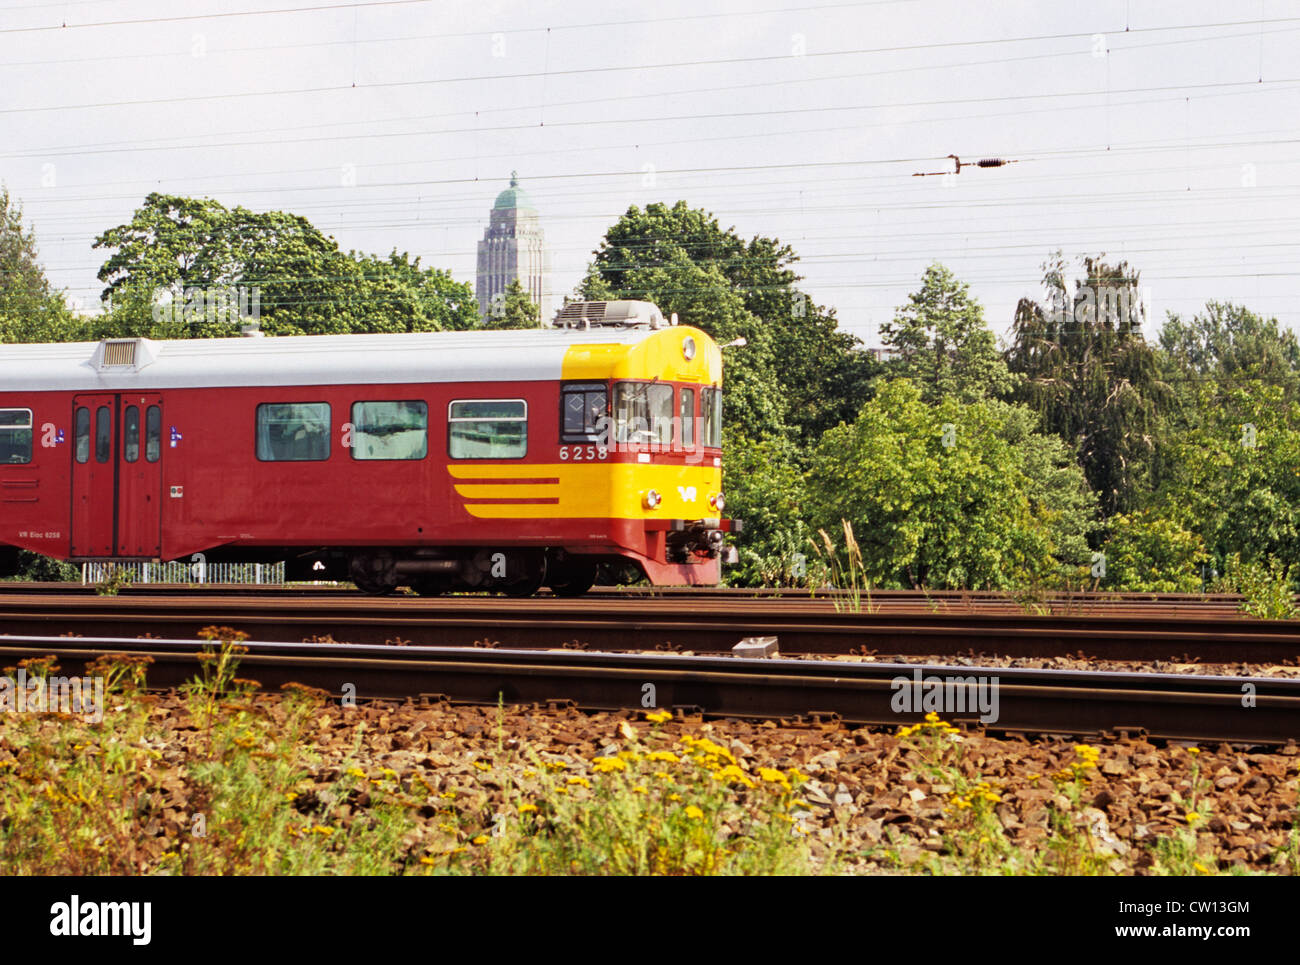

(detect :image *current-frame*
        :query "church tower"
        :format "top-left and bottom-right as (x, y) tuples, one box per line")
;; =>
(475, 172), (550, 325)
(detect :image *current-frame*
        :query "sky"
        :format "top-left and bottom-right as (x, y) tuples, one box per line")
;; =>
(3, 0), (1299, 345)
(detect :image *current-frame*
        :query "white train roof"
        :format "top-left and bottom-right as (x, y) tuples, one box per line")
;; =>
(0, 326), (677, 394)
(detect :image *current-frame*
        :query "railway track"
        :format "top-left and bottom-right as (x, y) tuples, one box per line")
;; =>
(2, 592), (1298, 664)
(4, 634), (1297, 745)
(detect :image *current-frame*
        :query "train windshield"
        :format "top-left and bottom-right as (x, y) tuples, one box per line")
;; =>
(701, 387), (722, 448)
(612, 381), (674, 446)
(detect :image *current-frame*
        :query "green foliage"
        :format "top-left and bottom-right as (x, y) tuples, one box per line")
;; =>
(1151, 382), (1300, 568)
(443, 724), (832, 876)
(91, 193), (478, 339)
(8, 551), (81, 583)
(880, 262), (1019, 402)
(721, 433), (812, 586)
(1007, 253), (1169, 515)
(0, 648), (415, 875)
(1216, 553), (1297, 620)
(1160, 301), (1300, 401)
(482, 279), (540, 329)
(1100, 511), (1208, 593)
(804, 379), (1090, 589)
(581, 201), (878, 443)
(0, 186), (79, 343)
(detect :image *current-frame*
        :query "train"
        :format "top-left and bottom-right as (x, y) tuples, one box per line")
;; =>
(0, 299), (737, 595)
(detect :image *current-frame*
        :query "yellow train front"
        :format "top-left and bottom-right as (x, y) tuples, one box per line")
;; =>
(443, 299), (736, 595)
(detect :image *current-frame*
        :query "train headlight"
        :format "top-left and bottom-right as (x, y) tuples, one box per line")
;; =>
(682, 336), (696, 361)
(709, 493), (725, 511)
(643, 489), (662, 509)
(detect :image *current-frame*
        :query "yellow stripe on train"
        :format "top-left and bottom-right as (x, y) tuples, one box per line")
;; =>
(448, 463), (723, 519)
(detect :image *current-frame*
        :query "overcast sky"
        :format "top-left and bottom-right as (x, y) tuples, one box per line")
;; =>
(3, 0), (1299, 344)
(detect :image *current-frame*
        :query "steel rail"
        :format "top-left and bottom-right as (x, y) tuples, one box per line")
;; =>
(1, 634), (1296, 745)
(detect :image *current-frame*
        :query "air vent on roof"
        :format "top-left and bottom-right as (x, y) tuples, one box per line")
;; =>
(101, 340), (137, 366)
(90, 338), (158, 373)
(552, 300), (667, 330)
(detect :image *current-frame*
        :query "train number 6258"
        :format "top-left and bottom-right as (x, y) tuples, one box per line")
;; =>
(559, 445), (608, 461)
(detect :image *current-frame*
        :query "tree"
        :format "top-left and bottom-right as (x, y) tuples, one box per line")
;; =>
(483, 279), (541, 329)
(1148, 380), (1300, 569)
(721, 433), (812, 586)
(1159, 301), (1300, 397)
(0, 186), (78, 342)
(92, 193), (479, 338)
(803, 379), (1095, 589)
(580, 201), (878, 443)
(879, 263), (1018, 402)
(1005, 253), (1169, 516)
(1100, 511), (1208, 593)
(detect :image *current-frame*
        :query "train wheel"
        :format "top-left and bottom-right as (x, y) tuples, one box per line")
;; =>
(353, 577), (395, 596)
(548, 560), (597, 597)
(500, 550), (547, 598)
(350, 552), (398, 596)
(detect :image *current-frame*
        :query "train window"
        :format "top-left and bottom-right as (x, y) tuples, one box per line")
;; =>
(74, 407), (90, 464)
(448, 399), (527, 459)
(94, 407), (112, 463)
(350, 401), (428, 461)
(612, 382), (675, 446)
(680, 388), (695, 448)
(123, 406), (140, 463)
(145, 405), (161, 463)
(0, 408), (32, 465)
(701, 387), (722, 449)
(256, 403), (331, 461)
(560, 382), (607, 443)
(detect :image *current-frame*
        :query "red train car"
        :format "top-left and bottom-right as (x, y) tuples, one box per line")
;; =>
(0, 300), (735, 595)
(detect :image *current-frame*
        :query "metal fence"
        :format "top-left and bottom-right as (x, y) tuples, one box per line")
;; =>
(81, 561), (286, 585)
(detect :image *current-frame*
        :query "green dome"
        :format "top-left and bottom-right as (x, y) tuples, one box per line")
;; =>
(493, 171), (536, 211)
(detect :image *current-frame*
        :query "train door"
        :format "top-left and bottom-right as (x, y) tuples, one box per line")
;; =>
(70, 394), (164, 558)
(71, 395), (116, 557)
(116, 394), (163, 558)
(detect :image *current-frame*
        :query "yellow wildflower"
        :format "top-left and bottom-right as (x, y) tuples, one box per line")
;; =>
(518, 803), (538, 815)
(592, 756), (627, 773)
(684, 805), (704, 820)
(712, 764), (755, 788)
(645, 709), (672, 723)
(566, 776), (591, 788)
(472, 761), (491, 772)
(1185, 811), (1201, 824)
(471, 835), (489, 845)
(346, 767), (366, 779)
